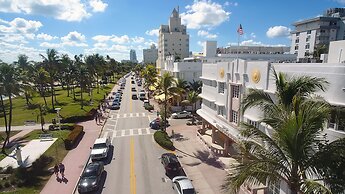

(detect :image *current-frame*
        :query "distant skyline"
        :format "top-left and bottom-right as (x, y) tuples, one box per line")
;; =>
(0, 0), (344, 63)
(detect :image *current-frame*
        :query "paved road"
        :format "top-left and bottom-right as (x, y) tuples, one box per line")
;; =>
(79, 75), (176, 194)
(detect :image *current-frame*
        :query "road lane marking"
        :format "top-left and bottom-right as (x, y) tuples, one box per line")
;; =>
(142, 113), (145, 117)
(146, 128), (150, 134)
(130, 113), (133, 117)
(121, 130), (126, 136)
(130, 137), (136, 194)
(136, 113), (139, 117)
(124, 113), (127, 118)
(103, 131), (108, 138)
(117, 114), (120, 118)
(129, 129), (133, 136)
(138, 128), (142, 135)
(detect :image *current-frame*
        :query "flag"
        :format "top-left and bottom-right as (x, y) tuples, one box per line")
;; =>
(237, 24), (243, 35)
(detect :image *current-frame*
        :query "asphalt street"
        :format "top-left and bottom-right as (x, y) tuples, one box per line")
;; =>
(97, 75), (176, 194)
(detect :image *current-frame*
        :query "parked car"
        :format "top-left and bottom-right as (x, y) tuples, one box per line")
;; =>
(120, 85), (125, 89)
(110, 102), (120, 110)
(172, 176), (196, 194)
(113, 98), (120, 104)
(131, 87), (136, 92)
(171, 111), (192, 119)
(132, 94), (138, 100)
(149, 118), (169, 129)
(90, 137), (111, 160)
(78, 161), (104, 193)
(131, 80), (135, 84)
(161, 153), (182, 175)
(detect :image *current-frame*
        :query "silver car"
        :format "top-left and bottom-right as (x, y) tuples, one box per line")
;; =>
(172, 176), (196, 194)
(171, 111), (192, 119)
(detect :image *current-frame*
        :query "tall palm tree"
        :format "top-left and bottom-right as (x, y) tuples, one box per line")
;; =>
(174, 78), (188, 106)
(188, 80), (202, 94)
(141, 65), (157, 99)
(15, 54), (34, 106)
(156, 72), (177, 131)
(33, 67), (50, 107)
(223, 68), (342, 194)
(40, 49), (60, 110)
(0, 63), (21, 154)
(186, 90), (201, 124)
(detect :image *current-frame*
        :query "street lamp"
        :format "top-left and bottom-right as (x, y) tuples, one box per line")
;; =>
(55, 108), (61, 130)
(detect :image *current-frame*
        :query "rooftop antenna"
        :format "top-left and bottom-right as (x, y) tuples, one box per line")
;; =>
(177, 6), (179, 14)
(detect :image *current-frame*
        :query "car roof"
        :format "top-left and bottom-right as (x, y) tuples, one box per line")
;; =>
(162, 153), (179, 162)
(173, 176), (194, 189)
(94, 138), (107, 144)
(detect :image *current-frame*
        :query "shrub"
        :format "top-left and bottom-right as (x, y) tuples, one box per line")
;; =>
(49, 124), (74, 131)
(64, 125), (84, 150)
(154, 131), (175, 151)
(144, 104), (154, 111)
(4, 166), (13, 174)
(0, 183), (3, 190)
(61, 108), (97, 123)
(4, 181), (10, 188)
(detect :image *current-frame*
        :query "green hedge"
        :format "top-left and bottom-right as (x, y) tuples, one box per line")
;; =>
(144, 104), (154, 111)
(154, 130), (175, 151)
(64, 125), (84, 150)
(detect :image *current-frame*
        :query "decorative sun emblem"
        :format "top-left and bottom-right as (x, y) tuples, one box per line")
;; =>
(251, 69), (261, 83)
(219, 68), (225, 78)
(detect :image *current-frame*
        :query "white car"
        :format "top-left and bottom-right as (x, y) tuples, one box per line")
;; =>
(171, 111), (192, 119)
(90, 137), (110, 160)
(172, 176), (196, 194)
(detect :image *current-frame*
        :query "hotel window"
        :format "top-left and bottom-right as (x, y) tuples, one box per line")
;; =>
(231, 110), (238, 123)
(296, 32), (300, 36)
(306, 36), (310, 42)
(295, 45), (299, 50)
(232, 85), (240, 98)
(248, 119), (259, 128)
(218, 106), (225, 117)
(307, 30), (311, 34)
(305, 44), (310, 49)
(193, 72), (198, 78)
(218, 82), (225, 93)
(295, 38), (299, 43)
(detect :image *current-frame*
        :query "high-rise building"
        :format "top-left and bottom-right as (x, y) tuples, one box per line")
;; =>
(290, 8), (345, 62)
(130, 49), (137, 63)
(143, 44), (158, 64)
(157, 8), (189, 74)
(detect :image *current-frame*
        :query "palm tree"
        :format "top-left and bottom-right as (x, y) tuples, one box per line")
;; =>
(15, 54), (34, 106)
(223, 68), (341, 194)
(0, 63), (21, 154)
(40, 49), (60, 110)
(141, 65), (157, 99)
(174, 78), (188, 106)
(188, 80), (202, 94)
(156, 72), (177, 131)
(186, 91), (201, 124)
(33, 67), (50, 107)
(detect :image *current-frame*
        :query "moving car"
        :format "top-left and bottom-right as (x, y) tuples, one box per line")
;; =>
(90, 137), (111, 160)
(139, 91), (146, 100)
(77, 161), (104, 193)
(131, 87), (136, 92)
(161, 153), (182, 175)
(132, 94), (138, 100)
(172, 176), (196, 194)
(171, 111), (192, 119)
(149, 118), (169, 129)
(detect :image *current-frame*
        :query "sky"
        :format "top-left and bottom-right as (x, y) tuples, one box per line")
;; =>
(0, 0), (344, 63)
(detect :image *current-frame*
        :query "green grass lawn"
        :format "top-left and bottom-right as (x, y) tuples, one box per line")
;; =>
(0, 129), (71, 194)
(0, 83), (115, 126)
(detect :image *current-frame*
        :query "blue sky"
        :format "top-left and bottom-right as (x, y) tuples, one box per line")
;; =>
(0, 0), (343, 63)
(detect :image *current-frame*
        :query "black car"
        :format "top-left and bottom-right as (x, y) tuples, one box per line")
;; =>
(161, 153), (182, 175)
(78, 162), (104, 193)
(149, 118), (169, 130)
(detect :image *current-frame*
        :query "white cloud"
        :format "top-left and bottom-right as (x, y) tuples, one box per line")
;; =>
(94, 42), (107, 48)
(335, 0), (345, 4)
(132, 36), (145, 44)
(197, 41), (204, 47)
(266, 26), (291, 38)
(0, 0), (91, 22)
(181, 0), (230, 29)
(111, 35), (129, 44)
(0, 34), (28, 44)
(197, 30), (217, 38)
(145, 29), (159, 36)
(250, 32), (256, 39)
(224, 1), (238, 6)
(237, 39), (286, 47)
(92, 35), (113, 42)
(37, 33), (58, 41)
(0, 18), (42, 34)
(40, 42), (62, 48)
(0, 41), (45, 63)
(61, 31), (88, 47)
(89, 0), (108, 12)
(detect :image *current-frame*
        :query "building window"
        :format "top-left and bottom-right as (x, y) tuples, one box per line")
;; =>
(232, 85), (240, 98)
(295, 39), (299, 43)
(218, 106), (225, 116)
(306, 36), (310, 42)
(307, 30), (311, 34)
(248, 119), (259, 128)
(218, 82), (225, 93)
(193, 72), (198, 78)
(305, 44), (310, 49)
(268, 181), (280, 194)
(296, 32), (300, 36)
(295, 45), (299, 50)
(231, 110), (238, 123)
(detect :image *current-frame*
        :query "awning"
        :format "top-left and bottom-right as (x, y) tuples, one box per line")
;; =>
(154, 94), (172, 101)
(149, 86), (156, 91)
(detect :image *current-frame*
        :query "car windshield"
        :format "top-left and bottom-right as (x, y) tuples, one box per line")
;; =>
(93, 143), (107, 149)
(183, 188), (196, 194)
(81, 167), (98, 177)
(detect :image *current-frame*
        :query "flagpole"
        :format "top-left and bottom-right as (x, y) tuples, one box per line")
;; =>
(237, 26), (240, 71)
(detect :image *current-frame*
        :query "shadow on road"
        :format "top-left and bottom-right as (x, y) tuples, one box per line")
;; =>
(172, 133), (189, 142)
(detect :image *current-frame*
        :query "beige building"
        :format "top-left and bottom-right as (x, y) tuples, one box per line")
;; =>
(143, 44), (158, 64)
(156, 8), (189, 74)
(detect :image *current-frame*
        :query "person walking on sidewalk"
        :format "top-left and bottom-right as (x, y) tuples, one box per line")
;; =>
(95, 114), (99, 125)
(54, 164), (59, 178)
(58, 162), (65, 178)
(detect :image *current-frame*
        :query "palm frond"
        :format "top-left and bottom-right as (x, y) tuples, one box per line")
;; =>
(301, 180), (332, 194)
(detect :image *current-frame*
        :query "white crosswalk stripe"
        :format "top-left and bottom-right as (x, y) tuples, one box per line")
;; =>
(113, 113), (147, 119)
(111, 128), (152, 138)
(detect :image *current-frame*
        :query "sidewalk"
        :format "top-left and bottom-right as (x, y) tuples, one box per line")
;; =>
(166, 124), (228, 194)
(0, 123), (50, 132)
(40, 119), (102, 194)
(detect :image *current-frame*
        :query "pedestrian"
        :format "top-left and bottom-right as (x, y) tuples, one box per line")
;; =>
(58, 162), (65, 178)
(95, 114), (98, 124)
(54, 164), (59, 178)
